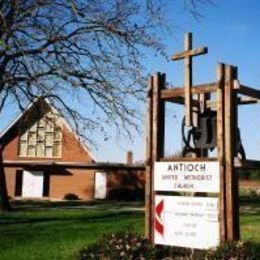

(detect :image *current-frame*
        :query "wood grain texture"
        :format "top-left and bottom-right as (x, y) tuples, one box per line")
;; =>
(171, 47), (208, 61)
(216, 63), (227, 242)
(161, 83), (217, 99)
(224, 65), (239, 241)
(145, 75), (153, 238)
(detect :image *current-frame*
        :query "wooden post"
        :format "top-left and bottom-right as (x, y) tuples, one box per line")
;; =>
(145, 75), (153, 238)
(171, 32), (208, 127)
(216, 63), (227, 242)
(232, 66), (240, 240)
(199, 92), (211, 114)
(184, 33), (193, 126)
(145, 73), (165, 241)
(197, 92), (211, 157)
(193, 93), (200, 128)
(224, 65), (240, 241)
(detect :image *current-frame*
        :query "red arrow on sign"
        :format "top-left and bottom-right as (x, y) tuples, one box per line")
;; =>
(155, 199), (164, 236)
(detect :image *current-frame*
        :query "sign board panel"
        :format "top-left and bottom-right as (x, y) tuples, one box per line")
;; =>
(154, 195), (219, 249)
(154, 161), (220, 193)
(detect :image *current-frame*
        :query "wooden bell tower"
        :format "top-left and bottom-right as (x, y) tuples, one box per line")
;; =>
(145, 32), (260, 245)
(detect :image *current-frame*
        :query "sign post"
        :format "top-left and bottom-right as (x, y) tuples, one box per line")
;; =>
(144, 32), (254, 248)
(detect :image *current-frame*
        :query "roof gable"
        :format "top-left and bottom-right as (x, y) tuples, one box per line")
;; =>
(0, 98), (96, 161)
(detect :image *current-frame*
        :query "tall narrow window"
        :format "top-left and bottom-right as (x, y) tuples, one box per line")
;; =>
(18, 111), (62, 158)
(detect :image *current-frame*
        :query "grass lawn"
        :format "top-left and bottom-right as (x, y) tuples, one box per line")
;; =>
(0, 202), (144, 260)
(0, 198), (259, 260)
(240, 196), (260, 243)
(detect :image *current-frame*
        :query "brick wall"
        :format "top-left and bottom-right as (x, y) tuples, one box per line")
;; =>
(2, 113), (145, 201)
(4, 166), (96, 200)
(2, 113), (96, 200)
(107, 169), (145, 200)
(49, 168), (95, 200)
(5, 166), (145, 200)
(5, 167), (17, 198)
(3, 125), (93, 162)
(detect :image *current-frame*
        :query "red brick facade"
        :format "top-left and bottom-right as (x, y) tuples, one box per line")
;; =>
(2, 99), (145, 200)
(3, 116), (96, 200)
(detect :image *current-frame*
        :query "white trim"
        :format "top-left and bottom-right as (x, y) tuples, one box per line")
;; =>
(0, 98), (96, 161)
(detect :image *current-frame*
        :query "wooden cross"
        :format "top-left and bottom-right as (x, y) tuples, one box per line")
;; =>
(171, 32), (208, 126)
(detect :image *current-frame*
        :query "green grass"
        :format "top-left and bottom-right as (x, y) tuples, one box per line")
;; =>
(241, 211), (260, 242)
(0, 203), (144, 260)
(240, 196), (260, 243)
(0, 198), (259, 260)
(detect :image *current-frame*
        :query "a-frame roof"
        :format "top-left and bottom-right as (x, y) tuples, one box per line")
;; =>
(0, 98), (96, 161)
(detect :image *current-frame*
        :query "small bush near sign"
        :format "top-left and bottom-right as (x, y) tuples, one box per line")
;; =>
(77, 232), (258, 260)
(206, 241), (259, 259)
(77, 232), (155, 260)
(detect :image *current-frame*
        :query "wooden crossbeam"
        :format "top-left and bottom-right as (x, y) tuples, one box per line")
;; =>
(165, 88), (260, 107)
(171, 47), (208, 61)
(164, 96), (200, 106)
(161, 83), (216, 99)
(237, 85), (260, 99)
(205, 96), (260, 109)
(159, 157), (217, 162)
(238, 96), (259, 105)
(171, 32), (208, 126)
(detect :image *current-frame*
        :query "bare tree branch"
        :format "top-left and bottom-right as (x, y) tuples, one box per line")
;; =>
(0, 0), (212, 143)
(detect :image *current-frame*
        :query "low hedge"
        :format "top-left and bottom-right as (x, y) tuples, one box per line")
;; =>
(77, 232), (259, 260)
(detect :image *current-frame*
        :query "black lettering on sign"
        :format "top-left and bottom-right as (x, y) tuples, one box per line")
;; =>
(167, 163), (206, 172)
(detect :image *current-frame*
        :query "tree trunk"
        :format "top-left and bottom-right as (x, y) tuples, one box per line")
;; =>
(0, 142), (11, 211)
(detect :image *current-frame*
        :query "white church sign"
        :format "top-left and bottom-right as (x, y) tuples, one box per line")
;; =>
(154, 195), (220, 249)
(154, 161), (220, 193)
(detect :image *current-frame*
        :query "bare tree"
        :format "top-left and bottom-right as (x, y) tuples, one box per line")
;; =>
(0, 141), (10, 211)
(0, 0), (212, 140)
(0, 0), (167, 140)
(0, 0), (211, 210)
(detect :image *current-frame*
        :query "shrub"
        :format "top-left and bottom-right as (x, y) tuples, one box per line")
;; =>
(63, 193), (79, 200)
(77, 233), (259, 260)
(77, 232), (155, 260)
(205, 241), (259, 260)
(154, 245), (202, 259)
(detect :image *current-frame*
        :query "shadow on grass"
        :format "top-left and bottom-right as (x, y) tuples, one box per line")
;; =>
(0, 211), (144, 226)
(10, 200), (144, 210)
(240, 194), (260, 203)
(251, 243), (260, 258)
(240, 195), (260, 213)
(0, 207), (144, 257)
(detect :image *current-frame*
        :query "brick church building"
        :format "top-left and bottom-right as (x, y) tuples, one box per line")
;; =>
(1, 98), (144, 200)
